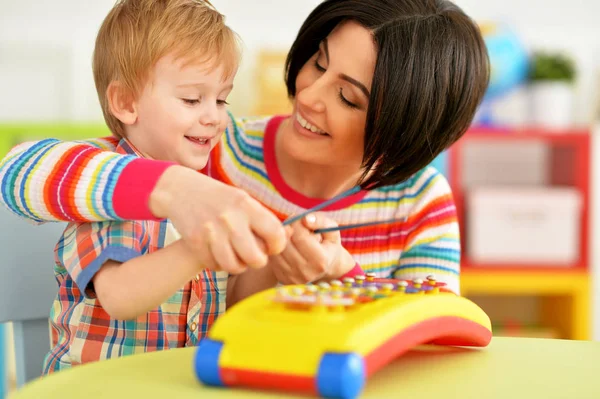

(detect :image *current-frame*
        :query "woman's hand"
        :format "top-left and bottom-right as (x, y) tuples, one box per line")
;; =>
(269, 212), (356, 284)
(149, 165), (287, 274)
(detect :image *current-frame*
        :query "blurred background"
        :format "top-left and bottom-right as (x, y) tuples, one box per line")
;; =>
(1, 0), (600, 396)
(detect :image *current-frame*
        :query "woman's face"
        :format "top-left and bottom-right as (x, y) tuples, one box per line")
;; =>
(282, 20), (376, 170)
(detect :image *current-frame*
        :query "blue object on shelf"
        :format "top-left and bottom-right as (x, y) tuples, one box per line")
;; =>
(474, 22), (529, 127)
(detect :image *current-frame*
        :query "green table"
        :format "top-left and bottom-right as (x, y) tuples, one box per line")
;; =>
(9, 337), (600, 399)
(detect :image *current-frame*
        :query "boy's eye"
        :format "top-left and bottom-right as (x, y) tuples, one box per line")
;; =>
(182, 98), (199, 105)
(217, 100), (230, 106)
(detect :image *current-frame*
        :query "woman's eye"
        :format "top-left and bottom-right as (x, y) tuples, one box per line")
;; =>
(338, 89), (358, 109)
(182, 98), (199, 105)
(314, 59), (326, 72)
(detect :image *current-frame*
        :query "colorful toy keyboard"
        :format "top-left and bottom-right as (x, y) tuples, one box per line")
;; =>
(194, 274), (492, 399)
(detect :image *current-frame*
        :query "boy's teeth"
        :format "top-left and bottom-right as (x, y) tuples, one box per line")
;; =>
(188, 136), (208, 144)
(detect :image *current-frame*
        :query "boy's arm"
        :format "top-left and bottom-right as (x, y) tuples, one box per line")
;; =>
(394, 170), (461, 294)
(94, 240), (201, 320)
(60, 219), (207, 320)
(0, 137), (172, 223)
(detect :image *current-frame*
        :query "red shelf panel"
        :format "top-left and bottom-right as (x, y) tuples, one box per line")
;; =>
(449, 126), (591, 273)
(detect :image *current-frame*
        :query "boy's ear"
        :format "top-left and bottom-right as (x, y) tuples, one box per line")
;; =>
(106, 81), (138, 126)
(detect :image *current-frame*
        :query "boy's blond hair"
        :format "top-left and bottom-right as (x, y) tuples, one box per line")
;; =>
(93, 0), (240, 137)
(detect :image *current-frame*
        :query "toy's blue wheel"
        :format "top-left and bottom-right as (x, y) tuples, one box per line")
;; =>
(194, 338), (224, 387)
(316, 353), (365, 399)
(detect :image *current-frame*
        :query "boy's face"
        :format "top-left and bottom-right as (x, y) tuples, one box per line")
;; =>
(126, 53), (235, 170)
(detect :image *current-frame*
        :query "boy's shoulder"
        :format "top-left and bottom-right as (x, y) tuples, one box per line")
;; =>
(57, 217), (167, 255)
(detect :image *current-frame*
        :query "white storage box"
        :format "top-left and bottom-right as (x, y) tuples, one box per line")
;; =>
(466, 187), (582, 265)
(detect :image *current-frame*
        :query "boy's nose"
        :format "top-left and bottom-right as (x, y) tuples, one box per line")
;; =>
(199, 104), (219, 126)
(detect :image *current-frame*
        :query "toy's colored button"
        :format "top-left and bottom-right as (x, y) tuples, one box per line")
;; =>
(315, 290), (327, 304)
(291, 287), (304, 296)
(190, 322), (197, 332)
(381, 283), (394, 294)
(318, 282), (331, 291)
(427, 275), (437, 285)
(331, 280), (343, 290)
(355, 275), (366, 285)
(413, 278), (423, 289)
(305, 285), (318, 293)
(397, 281), (408, 292)
(343, 277), (355, 287)
(366, 272), (376, 282)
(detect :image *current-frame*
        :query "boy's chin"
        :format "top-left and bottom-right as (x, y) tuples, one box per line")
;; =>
(180, 157), (209, 171)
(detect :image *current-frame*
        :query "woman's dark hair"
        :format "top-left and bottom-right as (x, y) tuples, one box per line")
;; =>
(285, 0), (490, 189)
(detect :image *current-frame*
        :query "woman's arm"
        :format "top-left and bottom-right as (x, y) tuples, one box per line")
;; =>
(394, 169), (461, 294)
(0, 131), (287, 272)
(0, 136), (171, 223)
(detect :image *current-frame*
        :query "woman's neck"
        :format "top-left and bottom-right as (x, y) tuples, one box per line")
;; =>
(274, 119), (364, 200)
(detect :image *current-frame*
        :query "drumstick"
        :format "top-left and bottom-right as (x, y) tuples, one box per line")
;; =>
(313, 217), (405, 234)
(282, 186), (361, 226)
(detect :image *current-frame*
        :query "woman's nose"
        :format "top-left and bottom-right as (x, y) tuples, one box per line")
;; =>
(296, 79), (326, 113)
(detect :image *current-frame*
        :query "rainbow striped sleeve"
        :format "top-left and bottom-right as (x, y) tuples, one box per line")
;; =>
(393, 171), (461, 294)
(0, 137), (172, 223)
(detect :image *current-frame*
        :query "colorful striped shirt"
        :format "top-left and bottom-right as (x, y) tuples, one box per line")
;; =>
(43, 139), (227, 374)
(0, 113), (461, 293)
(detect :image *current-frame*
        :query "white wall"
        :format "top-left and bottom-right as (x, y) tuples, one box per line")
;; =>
(0, 0), (324, 120)
(2, 0), (600, 121)
(223, 0), (600, 124)
(1, 0), (599, 338)
(456, 0), (600, 126)
(0, 0), (115, 120)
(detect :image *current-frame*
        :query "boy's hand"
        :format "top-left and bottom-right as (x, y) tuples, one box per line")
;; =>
(268, 213), (356, 284)
(149, 165), (287, 273)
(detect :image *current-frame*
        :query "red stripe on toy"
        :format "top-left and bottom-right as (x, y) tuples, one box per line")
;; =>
(364, 316), (492, 377)
(220, 367), (316, 395)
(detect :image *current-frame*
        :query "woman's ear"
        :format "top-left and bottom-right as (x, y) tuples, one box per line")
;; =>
(106, 81), (138, 126)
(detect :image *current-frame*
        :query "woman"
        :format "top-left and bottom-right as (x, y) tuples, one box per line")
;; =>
(0, 0), (488, 298)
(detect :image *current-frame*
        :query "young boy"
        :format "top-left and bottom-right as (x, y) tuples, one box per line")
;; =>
(44, 0), (244, 373)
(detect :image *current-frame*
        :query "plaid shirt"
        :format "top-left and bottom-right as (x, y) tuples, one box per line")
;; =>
(43, 139), (227, 374)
